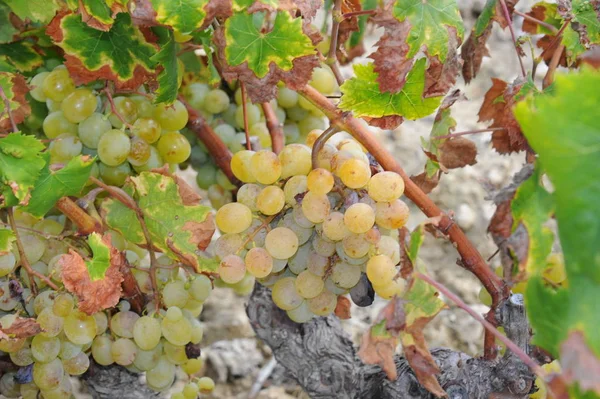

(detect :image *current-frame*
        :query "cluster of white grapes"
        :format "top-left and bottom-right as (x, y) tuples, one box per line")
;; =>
(211, 132), (410, 321)
(181, 66), (337, 209)
(0, 211), (215, 398)
(28, 65), (192, 186)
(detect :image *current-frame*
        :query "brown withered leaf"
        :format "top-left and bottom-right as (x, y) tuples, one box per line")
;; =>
(0, 73), (31, 132)
(0, 317), (42, 341)
(363, 115), (404, 130)
(60, 233), (124, 315)
(334, 295), (352, 319)
(151, 165), (201, 206)
(410, 172), (440, 194)
(128, 0), (158, 26)
(402, 332), (445, 397)
(581, 46), (600, 69)
(438, 137), (477, 169)
(183, 213), (215, 251)
(79, 0), (126, 31)
(478, 77), (530, 154)
(398, 227), (413, 278)
(336, 0), (362, 64)
(560, 331), (600, 394)
(424, 27), (462, 98)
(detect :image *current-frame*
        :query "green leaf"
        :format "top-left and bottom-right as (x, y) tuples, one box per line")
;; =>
(224, 11), (315, 78)
(392, 0), (464, 61)
(563, 25), (587, 65)
(473, 0), (497, 37)
(49, 12), (157, 89)
(422, 93), (459, 177)
(522, 2), (562, 35)
(515, 69), (600, 359)
(101, 172), (218, 273)
(151, 28), (179, 104)
(0, 132), (46, 207)
(85, 233), (111, 281)
(404, 275), (446, 326)
(23, 154), (94, 217)
(510, 166), (554, 275)
(150, 0), (210, 34)
(407, 225), (424, 264)
(0, 228), (15, 255)
(193, 29), (221, 86)
(572, 0), (600, 45)
(3, 0), (60, 23)
(339, 59), (443, 120)
(0, 3), (18, 44)
(0, 41), (44, 72)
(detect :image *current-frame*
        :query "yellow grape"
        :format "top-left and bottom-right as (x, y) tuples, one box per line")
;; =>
(284, 175), (308, 206)
(256, 186), (285, 215)
(301, 191), (330, 223)
(61, 88), (97, 123)
(366, 254), (397, 286)
(218, 254), (246, 284)
(265, 227), (299, 259)
(322, 212), (350, 241)
(375, 199), (410, 230)
(307, 290), (337, 316)
(279, 144), (312, 178)
(272, 277), (303, 310)
(251, 150), (282, 184)
(231, 150), (256, 183)
(245, 247), (273, 278)
(543, 253), (566, 284)
(156, 131), (191, 164)
(153, 100), (188, 131)
(338, 158), (371, 188)
(373, 278), (406, 299)
(368, 171), (405, 202)
(295, 270), (324, 299)
(42, 68), (75, 102)
(215, 203), (253, 234)
(344, 203), (375, 234)
(307, 168), (334, 195)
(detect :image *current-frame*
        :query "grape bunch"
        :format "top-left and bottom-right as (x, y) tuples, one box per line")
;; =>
(28, 65), (192, 186)
(179, 66), (338, 209)
(211, 133), (410, 321)
(0, 211), (215, 398)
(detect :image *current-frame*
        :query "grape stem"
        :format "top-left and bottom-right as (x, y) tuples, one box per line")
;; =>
(296, 84), (507, 359)
(6, 208), (59, 293)
(56, 197), (103, 235)
(89, 176), (162, 311)
(102, 85), (133, 130)
(543, 44), (565, 89)
(240, 82), (252, 151)
(498, 0), (527, 78)
(235, 215), (277, 255)
(432, 127), (505, 140)
(180, 97), (241, 187)
(326, 0), (346, 86)
(261, 102), (285, 154)
(311, 125), (340, 169)
(0, 85), (17, 133)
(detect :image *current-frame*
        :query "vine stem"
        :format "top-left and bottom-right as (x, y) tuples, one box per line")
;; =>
(261, 102), (284, 154)
(432, 127), (505, 140)
(415, 272), (545, 378)
(513, 10), (559, 34)
(0, 86), (17, 133)
(89, 176), (162, 311)
(311, 125), (339, 169)
(543, 44), (565, 89)
(56, 197), (103, 234)
(7, 208), (59, 293)
(326, 0), (345, 86)
(240, 82), (252, 150)
(498, 0), (527, 78)
(343, 10), (375, 19)
(297, 85), (507, 358)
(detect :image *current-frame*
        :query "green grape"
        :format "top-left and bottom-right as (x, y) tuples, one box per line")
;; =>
(312, 234), (336, 257)
(245, 247), (273, 278)
(132, 146), (164, 173)
(132, 117), (161, 143)
(283, 175), (308, 206)
(145, 356), (176, 391)
(298, 116), (326, 136)
(197, 377), (215, 394)
(207, 184), (233, 209)
(184, 298), (204, 318)
(30, 72), (50, 102)
(34, 219), (63, 236)
(133, 342), (162, 371)
(323, 212), (351, 241)
(153, 100), (188, 131)
(214, 123), (237, 145)
(20, 383), (40, 399)
(232, 272), (256, 296)
(31, 335), (61, 363)
(283, 123), (301, 143)
(307, 252), (329, 276)
(0, 253), (16, 277)
(265, 227), (299, 259)
(373, 278), (406, 299)
(111, 310), (140, 338)
(20, 232), (47, 264)
(342, 233), (371, 258)
(127, 136), (151, 166)
(46, 98), (61, 112)
(234, 103), (260, 128)
(157, 131), (191, 164)
(275, 106), (286, 123)
(272, 277), (303, 310)
(230, 149), (256, 183)
(286, 105), (308, 122)
(91, 335), (114, 365)
(107, 96), (138, 128)
(301, 191), (330, 223)
(256, 186), (285, 215)
(78, 113), (111, 148)
(309, 66), (337, 94)
(221, 103), (238, 127)
(10, 344), (33, 366)
(42, 68), (75, 102)
(277, 87), (299, 108)
(109, 338), (137, 366)
(344, 203), (375, 234)
(97, 129), (131, 166)
(218, 254), (246, 284)
(366, 255), (396, 286)
(37, 307), (64, 337)
(130, 95), (154, 118)
(279, 144), (312, 178)
(165, 306), (183, 321)
(251, 150), (282, 184)
(307, 168), (334, 195)
(93, 312), (108, 336)
(64, 311), (97, 345)
(186, 82), (209, 109)
(249, 122), (271, 148)
(61, 88), (97, 123)
(43, 111), (78, 139)
(216, 168), (237, 190)
(190, 274), (212, 302)
(286, 300), (314, 323)
(307, 290), (337, 316)
(163, 341), (188, 365)
(295, 270), (324, 299)
(33, 358), (64, 390)
(161, 317), (192, 346)
(162, 280), (190, 308)
(49, 134), (82, 161)
(62, 351), (89, 375)
(188, 145), (208, 166)
(288, 242), (310, 274)
(215, 203), (253, 234)
(237, 183), (261, 211)
(298, 95), (322, 115)
(214, 233), (244, 259)
(331, 261), (361, 289)
(375, 200), (410, 230)
(99, 162), (131, 186)
(204, 89), (230, 114)
(195, 162), (217, 189)
(372, 235), (401, 264)
(183, 382), (200, 399)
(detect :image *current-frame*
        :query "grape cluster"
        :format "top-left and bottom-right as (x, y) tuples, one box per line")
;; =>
(211, 133), (410, 320)
(180, 66), (338, 209)
(0, 211), (215, 398)
(28, 65), (192, 186)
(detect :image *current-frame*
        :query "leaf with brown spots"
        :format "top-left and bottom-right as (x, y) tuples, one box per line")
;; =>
(77, 0), (127, 31)
(0, 317), (42, 340)
(424, 27), (462, 98)
(334, 295), (352, 319)
(559, 331), (600, 395)
(0, 72), (30, 132)
(60, 233), (124, 315)
(438, 137), (477, 169)
(336, 0), (362, 63)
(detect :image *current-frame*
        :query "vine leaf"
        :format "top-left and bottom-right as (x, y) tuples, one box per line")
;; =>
(151, 27), (179, 104)
(148, 0), (220, 34)
(515, 69), (600, 369)
(214, 11), (319, 102)
(0, 229), (15, 256)
(0, 3), (18, 44)
(340, 0), (376, 64)
(2, 0), (60, 23)
(0, 41), (45, 72)
(0, 132), (45, 208)
(339, 59), (442, 124)
(560, 331), (600, 395)
(0, 73), (31, 132)
(23, 153), (95, 217)
(78, 0), (127, 31)
(100, 172), (217, 273)
(47, 12), (157, 90)
(0, 317), (42, 341)
(193, 29), (221, 86)
(60, 233), (124, 315)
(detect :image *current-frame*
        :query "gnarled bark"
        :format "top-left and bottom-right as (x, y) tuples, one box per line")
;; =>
(81, 364), (160, 399)
(247, 284), (534, 399)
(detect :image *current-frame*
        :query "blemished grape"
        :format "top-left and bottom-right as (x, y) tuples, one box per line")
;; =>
(133, 316), (161, 350)
(107, 96), (138, 128)
(37, 307), (64, 337)
(218, 254), (246, 284)
(344, 203), (376, 234)
(331, 261), (361, 289)
(251, 150), (282, 184)
(368, 171), (405, 202)
(216, 203), (253, 234)
(272, 277), (303, 310)
(97, 129), (131, 166)
(110, 310), (139, 338)
(42, 68), (75, 102)
(31, 335), (60, 363)
(308, 290), (337, 316)
(43, 111), (78, 139)
(256, 186), (285, 215)
(338, 158), (371, 188)
(295, 270), (324, 298)
(375, 199), (410, 229)
(49, 134), (82, 161)
(127, 137), (151, 166)
(156, 131), (191, 164)
(131, 118), (161, 143)
(366, 255), (397, 286)
(154, 100), (188, 131)
(301, 191), (330, 223)
(111, 338), (137, 366)
(284, 175), (308, 206)
(265, 227), (299, 259)
(307, 168), (334, 195)
(279, 144), (312, 178)
(61, 88), (97, 123)
(33, 359), (64, 390)
(322, 212), (350, 241)
(62, 351), (89, 375)
(245, 248), (273, 278)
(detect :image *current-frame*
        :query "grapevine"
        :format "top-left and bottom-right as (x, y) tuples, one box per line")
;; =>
(0, 0), (599, 399)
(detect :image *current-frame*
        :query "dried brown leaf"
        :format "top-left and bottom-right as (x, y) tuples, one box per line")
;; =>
(334, 295), (352, 319)
(438, 137), (477, 169)
(424, 27), (462, 98)
(60, 234), (124, 315)
(0, 317), (42, 340)
(358, 330), (398, 379)
(336, 0), (362, 64)
(410, 172), (440, 194)
(560, 331), (600, 394)
(182, 213), (215, 251)
(363, 115), (404, 130)
(0, 73), (31, 132)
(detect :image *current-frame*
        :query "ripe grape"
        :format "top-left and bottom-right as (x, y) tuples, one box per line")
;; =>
(190, 274), (212, 302)
(368, 171), (405, 202)
(344, 203), (376, 234)
(43, 111), (78, 139)
(284, 175), (308, 206)
(37, 307), (64, 337)
(111, 338), (137, 366)
(62, 351), (89, 375)
(279, 144), (312, 178)
(295, 270), (324, 299)
(307, 168), (334, 195)
(132, 117), (161, 143)
(251, 150), (282, 184)
(245, 248), (273, 278)
(230, 150), (256, 183)
(91, 335), (114, 366)
(375, 200), (410, 229)
(157, 131), (191, 164)
(338, 158), (371, 189)
(366, 255), (397, 286)
(204, 89), (230, 114)
(133, 316), (161, 350)
(108, 96), (138, 128)
(322, 212), (350, 241)
(197, 377), (215, 394)
(256, 186), (285, 215)
(218, 254), (246, 284)
(61, 88), (97, 123)
(0, 253), (16, 277)
(33, 358), (64, 390)
(42, 68), (75, 102)
(373, 278), (406, 299)
(331, 261), (361, 289)
(111, 311), (139, 338)
(265, 227), (299, 259)
(234, 103), (260, 128)
(161, 317), (192, 346)
(49, 134), (83, 161)
(277, 87), (299, 108)
(63, 311), (96, 345)
(97, 129), (131, 166)
(30, 72), (49, 102)
(216, 203), (253, 234)
(301, 191), (330, 223)
(31, 335), (60, 362)
(272, 277), (303, 310)
(152, 100), (188, 131)
(307, 290), (337, 316)
(128, 137), (151, 166)
(99, 162), (131, 186)
(146, 357), (176, 391)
